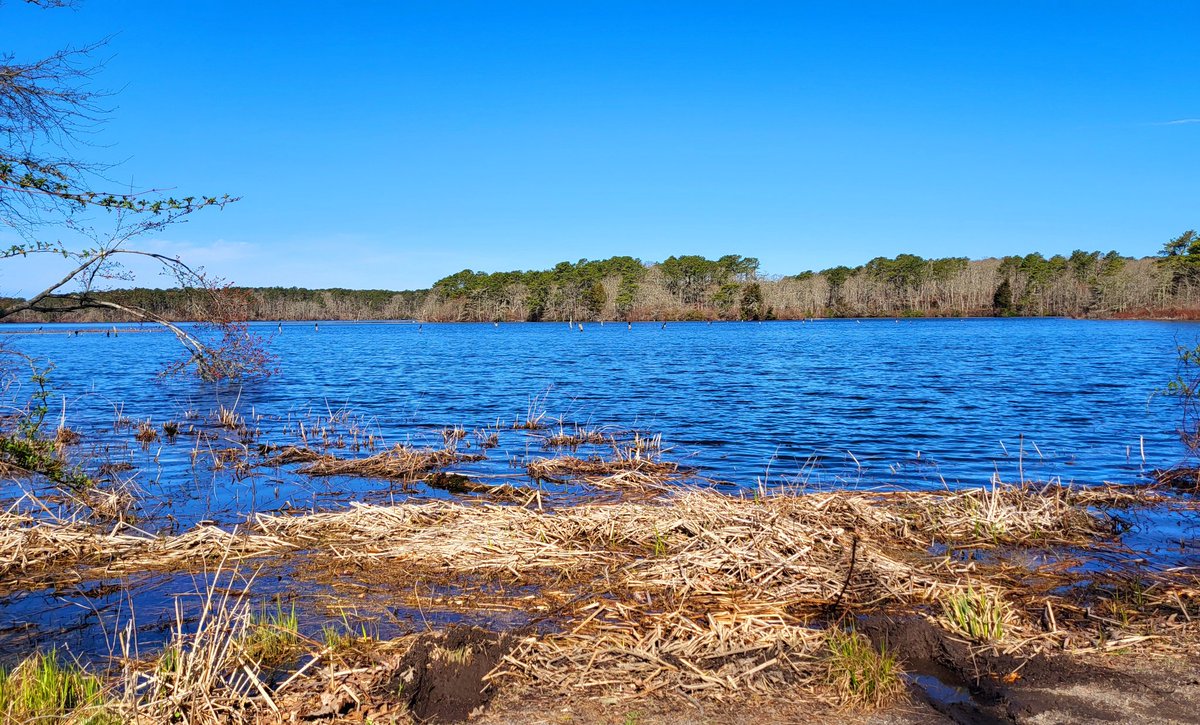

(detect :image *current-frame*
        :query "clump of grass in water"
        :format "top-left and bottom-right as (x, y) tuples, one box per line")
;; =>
(54, 426), (81, 446)
(476, 429), (500, 449)
(298, 444), (484, 480)
(441, 425), (467, 448)
(542, 425), (609, 448)
(824, 629), (905, 709)
(241, 600), (301, 667)
(0, 649), (116, 723)
(943, 588), (1010, 642)
(321, 617), (378, 655)
(513, 389), (551, 430)
(134, 420), (159, 444)
(216, 405), (244, 431)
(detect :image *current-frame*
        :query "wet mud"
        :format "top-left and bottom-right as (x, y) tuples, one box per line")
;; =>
(859, 614), (1200, 724)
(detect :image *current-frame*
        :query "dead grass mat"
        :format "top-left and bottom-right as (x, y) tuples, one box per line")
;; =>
(3, 483), (1196, 705)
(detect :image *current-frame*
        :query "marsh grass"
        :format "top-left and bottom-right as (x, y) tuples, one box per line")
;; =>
(824, 630), (905, 709)
(126, 566), (281, 722)
(322, 621), (376, 654)
(615, 431), (663, 460)
(942, 588), (1011, 642)
(297, 444), (485, 480)
(542, 425), (609, 448)
(216, 405), (244, 431)
(1, 475), (1192, 713)
(53, 426), (81, 446)
(0, 649), (115, 724)
(262, 445), (323, 466)
(526, 453), (678, 481)
(649, 525), (669, 557)
(441, 426), (467, 447)
(84, 482), (138, 522)
(512, 390), (551, 430)
(907, 483), (1110, 546)
(242, 599), (302, 667)
(134, 420), (159, 444)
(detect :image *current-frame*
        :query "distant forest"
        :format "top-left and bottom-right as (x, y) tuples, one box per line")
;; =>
(9, 234), (1200, 323)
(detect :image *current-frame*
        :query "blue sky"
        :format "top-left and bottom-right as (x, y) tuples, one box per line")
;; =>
(4, 1), (1198, 292)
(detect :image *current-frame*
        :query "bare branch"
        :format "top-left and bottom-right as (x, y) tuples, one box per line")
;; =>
(0, 2), (266, 380)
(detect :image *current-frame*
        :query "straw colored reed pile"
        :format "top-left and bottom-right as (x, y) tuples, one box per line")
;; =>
(250, 484), (1140, 697)
(288, 444), (484, 480)
(541, 427), (611, 448)
(1, 482), (1194, 705)
(0, 510), (286, 591)
(527, 454), (678, 482)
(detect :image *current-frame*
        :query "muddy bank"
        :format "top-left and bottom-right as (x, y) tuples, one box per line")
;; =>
(268, 626), (512, 724)
(856, 615), (1200, 724)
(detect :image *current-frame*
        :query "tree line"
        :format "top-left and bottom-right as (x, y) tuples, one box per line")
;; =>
(8, 233), (1200, 323)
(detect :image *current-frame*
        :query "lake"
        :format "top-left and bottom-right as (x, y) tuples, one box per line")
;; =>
(3, 318), (1193, 497)
(0, 317), (1196, 660)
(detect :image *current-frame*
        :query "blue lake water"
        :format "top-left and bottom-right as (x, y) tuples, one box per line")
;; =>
(1, 317), (1197, 660)
(3, 318), (1193, 499)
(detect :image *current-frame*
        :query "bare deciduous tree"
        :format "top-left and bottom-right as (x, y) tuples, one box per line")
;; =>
(0, 0), (270, 380)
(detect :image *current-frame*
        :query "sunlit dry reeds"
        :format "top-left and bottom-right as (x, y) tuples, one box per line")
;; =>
(289, 444), (485, 480)
(0, 481), (1195, 710)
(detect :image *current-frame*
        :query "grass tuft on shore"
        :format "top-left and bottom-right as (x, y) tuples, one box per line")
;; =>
(242, 599), (301, 667)
(0, 650), (115, 724)
(943, 588), (1011, 642)
(824, 630), (905, 709)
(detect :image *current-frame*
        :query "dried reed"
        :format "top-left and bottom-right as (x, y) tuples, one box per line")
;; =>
(2, 481), (1193, 708)
(297, 444), (485, 480)
(527, 455), (678, 481)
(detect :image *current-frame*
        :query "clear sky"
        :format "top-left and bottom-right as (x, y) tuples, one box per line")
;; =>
(4, 1), (1198, 292)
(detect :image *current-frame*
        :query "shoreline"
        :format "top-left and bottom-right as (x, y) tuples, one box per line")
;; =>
(3, 313), (1200, 328)
(1, 433), (1197, 722)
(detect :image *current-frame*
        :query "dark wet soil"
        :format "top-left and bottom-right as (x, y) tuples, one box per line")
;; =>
(858, 614), (1200, 724)
(278, 626), (512, 724)
(386, 626), (513, 723)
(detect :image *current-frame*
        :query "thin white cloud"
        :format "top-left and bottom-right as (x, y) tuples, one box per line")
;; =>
(139, 238), (256, 265)
(1154, 118), (1200, 126)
